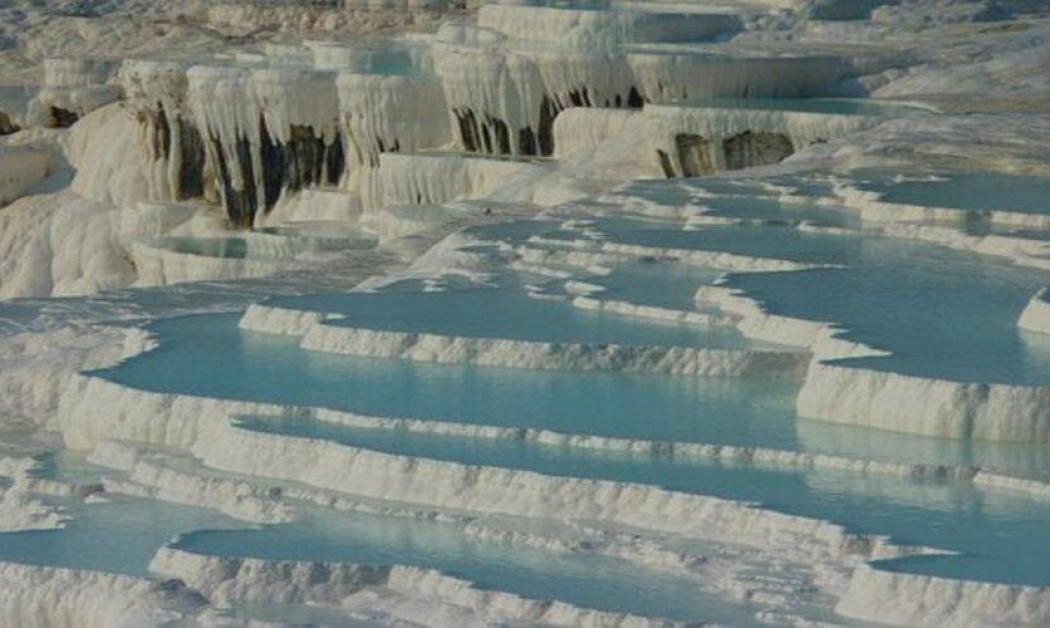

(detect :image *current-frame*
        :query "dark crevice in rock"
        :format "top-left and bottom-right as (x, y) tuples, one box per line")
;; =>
(675, 134), (714, 177)
(490, 116), (511, 154)
(153, 106), (172, 158)
(518, 126), (537, 156)
(210, 134), (256, 229)
(456, 108), (480, 153)
(454, 99), (556, 157)
(656, 150), (675, 178)
(49, 107), (79, 128)
(626, 87), (645, 109)
(0, 111), (18, 135)
(538, 96), (557, 157)
(136, 103), (206, 200)
(326, 134), (346, 185)
(258, 118), (345, 217)
(260, 120), (286, 211)
(723, 131), (794, 170)
(177, 119), (206, 200)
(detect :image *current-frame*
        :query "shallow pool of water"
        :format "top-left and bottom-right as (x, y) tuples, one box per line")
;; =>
(95, 313), (800, 447)
(584, 221), (859, 265)
(856, 171), (1050, 216)
(172, 504), (756, 624)
(96, 308), (1050, 478)
(729, 236), (1050, 385)
(0, 494), (240, 577)
(586, 259), (723, 310)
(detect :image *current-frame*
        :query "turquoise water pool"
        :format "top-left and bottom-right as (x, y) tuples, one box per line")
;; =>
(0, 478), (755, 622)
(856, 171), (1050, 216)
(0, 494), (239, 577)
(729, 236), (1050, 385)
(587, 260), (724, 310)
(171, 504), (758, 624)
(95, 313), (800, 447)
(564, 220), (860, 265)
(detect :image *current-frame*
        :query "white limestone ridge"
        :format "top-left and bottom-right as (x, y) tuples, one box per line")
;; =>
(698, 282), (1050, 444)
(237, 303), (810, 377)
(151, 546), (671, 626)
(0, 562), (209, 628)
(837, 564), (1050, 627)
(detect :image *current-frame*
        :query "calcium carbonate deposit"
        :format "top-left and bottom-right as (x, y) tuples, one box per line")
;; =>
(2, 0), (1050, 626)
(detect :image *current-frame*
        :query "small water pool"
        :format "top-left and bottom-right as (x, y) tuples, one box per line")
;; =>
(730, 235), (1050, 386)
(95, 312), (800, 447)
(563, 220), (859, 265)
(0, 494), (240, 577)
(586, 259), (724, 310)
(171, 504), (756, 624)
(854, 170), (1050, 216)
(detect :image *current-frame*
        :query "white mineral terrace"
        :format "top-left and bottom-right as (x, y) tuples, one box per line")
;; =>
(2, 0), (1050, 626)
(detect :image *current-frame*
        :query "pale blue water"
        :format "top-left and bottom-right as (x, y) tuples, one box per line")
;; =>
(171, 505), (756, 624)
(95, 313), (800, 447)
(490, 0), (615, 9)
(30, 450), (107, 484)
(729, 236), (1050, 385)
(0, 494), (240, 577)
(569, 221), (859, 265)
(466, 218), (560, 245)
(586, 259), (723, 310)
(0, 470), (754, 622)
(309, 39), (426, 76)
(857, 171), (1050, 216)
(94, 280), (1050, 477)
(612, 177), (855, 227)
(695, 194), (859, 227)
(353, 46), (421, 76)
